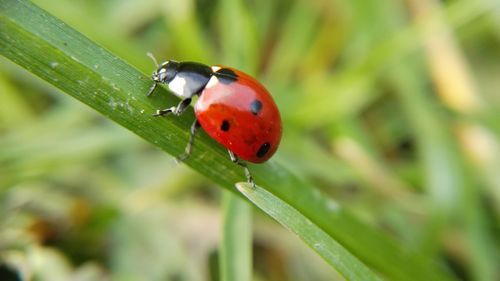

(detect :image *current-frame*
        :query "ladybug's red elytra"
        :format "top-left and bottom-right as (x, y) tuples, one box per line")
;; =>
(147, 55), (282, 186)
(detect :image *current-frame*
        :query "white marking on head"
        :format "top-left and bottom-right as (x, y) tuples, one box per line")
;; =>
(205, 76), (219, 89)
(168, 76), (187, 98)
(211, 66), (222, 72)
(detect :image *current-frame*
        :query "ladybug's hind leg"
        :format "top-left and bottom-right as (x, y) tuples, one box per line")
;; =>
(228, 150), (255, 188)
(153, 98), (192, 117)
(176, 119), (201, 163)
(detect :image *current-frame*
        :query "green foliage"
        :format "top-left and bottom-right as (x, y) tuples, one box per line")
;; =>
(236, 183), (382, 281)
(0, 0), (499, 280)
(220, 192), (252, 281)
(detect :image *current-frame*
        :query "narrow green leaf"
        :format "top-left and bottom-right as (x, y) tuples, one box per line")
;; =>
(216, 2), (256, 280)
(217, 0), (259, 71)
(390, 58), (498, 281)
(266, 0), (319, 83)
(236, 182), (382, 281)
(220, 192), (252, 281)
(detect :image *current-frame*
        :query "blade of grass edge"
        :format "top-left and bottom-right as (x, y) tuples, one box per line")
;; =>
(236, 182), (382, 281)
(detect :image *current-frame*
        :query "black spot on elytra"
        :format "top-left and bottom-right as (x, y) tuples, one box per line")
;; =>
(250, 100), (262, 115)
(256, 142), (270, 158)
(220, 120), (230, 131)
(215, 68), (238, 84)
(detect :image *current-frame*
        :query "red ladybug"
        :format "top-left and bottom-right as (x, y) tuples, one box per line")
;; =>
(147, 55), (282, 186)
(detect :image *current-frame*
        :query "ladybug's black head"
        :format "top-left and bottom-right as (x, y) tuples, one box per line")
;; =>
(152, 60), (180, 84)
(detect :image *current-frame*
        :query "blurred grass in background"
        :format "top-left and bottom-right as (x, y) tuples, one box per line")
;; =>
(1, 0), (499, 280)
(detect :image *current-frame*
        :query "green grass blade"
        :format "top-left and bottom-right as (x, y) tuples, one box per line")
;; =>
(390, 57), (498, 281)
(220, 192), (252, 281)
(0, 1), (456, 280)
(216, 2), (256, 281)
(217, 0), (259, 71)
(236, 182), (382, 281)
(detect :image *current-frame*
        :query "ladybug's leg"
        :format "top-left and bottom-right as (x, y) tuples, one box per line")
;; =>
(146, 82), (158, 97)
(153, 98), (192, 117)
(176, 119), (201, 162)
(228, 150), (255, 187)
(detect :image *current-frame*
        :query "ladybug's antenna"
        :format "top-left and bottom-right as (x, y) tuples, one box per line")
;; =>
(147, 52), (159, 68)
(146, 52), (159, 97)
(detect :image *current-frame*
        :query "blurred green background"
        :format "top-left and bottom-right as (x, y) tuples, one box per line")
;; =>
(1, 0), (499, 280)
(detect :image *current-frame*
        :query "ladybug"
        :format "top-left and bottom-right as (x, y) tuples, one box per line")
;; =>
(146, 54), (282, 186)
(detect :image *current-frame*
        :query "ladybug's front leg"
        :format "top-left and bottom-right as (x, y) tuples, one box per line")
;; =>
(228, 150), (255, 187)
(176, 119), (201, 163)
(153, 98), (192, 117)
